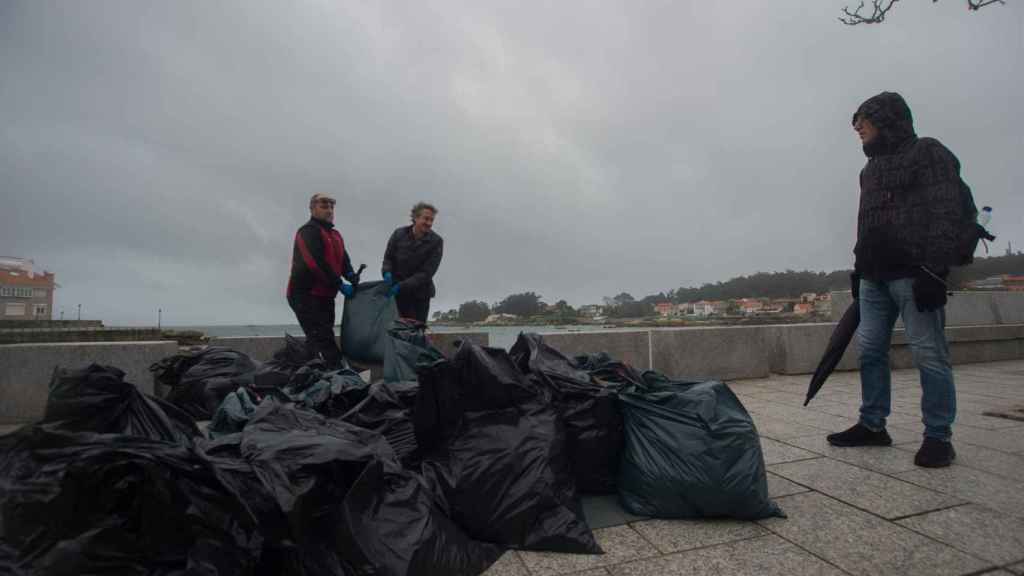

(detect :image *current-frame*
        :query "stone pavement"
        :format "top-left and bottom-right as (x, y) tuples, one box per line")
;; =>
(485, 359), (1024, 576)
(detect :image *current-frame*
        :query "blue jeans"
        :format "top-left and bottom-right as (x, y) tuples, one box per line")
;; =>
(857, 278), (956, 441)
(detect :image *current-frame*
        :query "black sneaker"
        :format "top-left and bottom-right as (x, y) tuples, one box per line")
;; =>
(826, 423), (893, 447)
(914, 438), (956, 468)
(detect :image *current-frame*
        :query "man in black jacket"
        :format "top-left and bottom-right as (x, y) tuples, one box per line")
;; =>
(826, 92), (978, 468)
(382, 202), (444, 323)
(287, 193), (359, 368)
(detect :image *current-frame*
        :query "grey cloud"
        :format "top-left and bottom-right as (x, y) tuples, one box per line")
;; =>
(1, 0), (1021, 324)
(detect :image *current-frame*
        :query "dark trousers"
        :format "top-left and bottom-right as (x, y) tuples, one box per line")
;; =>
(396, 295), (431, 323)
(288, 293), (341, 368)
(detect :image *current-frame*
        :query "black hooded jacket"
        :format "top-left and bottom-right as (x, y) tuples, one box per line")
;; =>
(852, 92), (978, 281)
(382, 226), (443, 300)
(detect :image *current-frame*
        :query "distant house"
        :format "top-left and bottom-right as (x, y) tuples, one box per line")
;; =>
(969, 275), (1024, 291)
(483, 313), (518, 323)
(737, 298), (764, 315)
(0, 257), (55, 321)
(654, 302), (675, 317)
(692, 300), (727, 317)
(578, 304), (604, 318)
(676, 302), (693, 316)
(794, 302), (815, 315)
(800, 292), (817, 303)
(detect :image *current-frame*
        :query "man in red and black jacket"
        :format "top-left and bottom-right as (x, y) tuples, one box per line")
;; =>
(286, 193), (359, 368)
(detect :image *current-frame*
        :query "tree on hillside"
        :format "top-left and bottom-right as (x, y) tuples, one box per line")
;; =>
(549, 299), (578, 320)
(839, 0), (1004, 25)
(458, 300), (491, 322)
(494, 292), (545, 317)
(606, 300), (655, 319)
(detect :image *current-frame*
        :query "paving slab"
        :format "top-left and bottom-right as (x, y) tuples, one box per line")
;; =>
(753, 403), (859, 432)
(483, 551), (530, 576)
(581, 495), (649, 530)
(769, 457), (961, 519)
(758, 437), (819, 465)
(517, 525), (659, 576)
(896, 466), (1024, 518)
(758, 492), (992, 576)
(767, 472), (810, 498)
(750, 414), (824, 440)
(608, 534), (846, 576)
(893, 440), (1024, 481)
(952, 413), (1024, 430)
(951, 425), (1024, 453)
(896, 504), (1024, 566)
(779, 434), (922, 475)
(1008, 561), (1024, 574)
(629, 518), (768, 554)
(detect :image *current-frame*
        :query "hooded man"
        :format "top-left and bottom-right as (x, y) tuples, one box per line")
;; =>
(827, 92), (979, 468)
(286, 193), (360, 368)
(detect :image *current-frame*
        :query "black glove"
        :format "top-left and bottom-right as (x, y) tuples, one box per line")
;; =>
(912, 267), (949, 312)
(850, 272), (861, 300)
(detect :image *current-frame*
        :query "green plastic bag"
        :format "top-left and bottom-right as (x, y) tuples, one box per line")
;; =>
(617, 374), (784, 520)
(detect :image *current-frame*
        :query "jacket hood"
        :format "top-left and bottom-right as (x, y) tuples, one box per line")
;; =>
(853, 92), (917, 157)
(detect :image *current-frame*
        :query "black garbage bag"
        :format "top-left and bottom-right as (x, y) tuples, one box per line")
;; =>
(617, 373), (784, 520)
(0, 426), (263, 576)
(383, 319), (445, 382)
(207, 387), (260, 439)
(510, 333), (623, 494)
(150, 346), (208, 398)
(206, 401), (501, 576)
(418, 343), (600, 554)
(45, 363), (201, 444)
(341, 380), (420, 464)
(156, 347), (258, 420)
(413, 356), (463, 455)
(340, 281), (397, 365)
(252, 334), (314, 389)
(286, 367), (371, 418)
(574, 353), (647, 390)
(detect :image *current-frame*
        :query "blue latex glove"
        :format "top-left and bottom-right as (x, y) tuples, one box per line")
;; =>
(339, 281), (355, 298)
(383, 271), (393, 285)
(387, 282), (400, 298)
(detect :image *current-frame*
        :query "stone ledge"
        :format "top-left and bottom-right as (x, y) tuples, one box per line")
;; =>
(0, 340), (179, 424)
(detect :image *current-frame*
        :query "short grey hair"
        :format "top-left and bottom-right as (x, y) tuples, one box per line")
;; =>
(410, 202), (438, 221)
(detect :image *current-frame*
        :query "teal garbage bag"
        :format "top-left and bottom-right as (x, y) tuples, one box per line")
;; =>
(340, 281), (397, 365)
(617, 373), (784, 520)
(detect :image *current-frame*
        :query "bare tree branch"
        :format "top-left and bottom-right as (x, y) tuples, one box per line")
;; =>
(840, 0), (1004, 25)
(968, 0), (1005, 10)
(839, 0), (901, 24)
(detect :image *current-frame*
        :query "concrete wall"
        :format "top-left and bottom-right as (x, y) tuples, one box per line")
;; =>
(651, 327), (773, 380)
(541, 331), (653, 371)
(769, 322), (1024, 375)
(539, 326), (774, 380)
(831, 290), (1024, 326)
(0, 340), (179, 424)
(2, 321), (1021, 425)
(207, 331), (489, 363)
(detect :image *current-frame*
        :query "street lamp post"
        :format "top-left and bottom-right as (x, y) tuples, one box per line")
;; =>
(77, 304), (81, 321)
(158, 308), (162, 331)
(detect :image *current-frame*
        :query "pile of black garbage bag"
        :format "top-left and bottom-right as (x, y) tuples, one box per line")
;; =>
(0, 321), (782, 575)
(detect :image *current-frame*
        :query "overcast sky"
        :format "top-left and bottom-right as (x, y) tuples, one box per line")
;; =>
(1, 1), (1021, 326)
